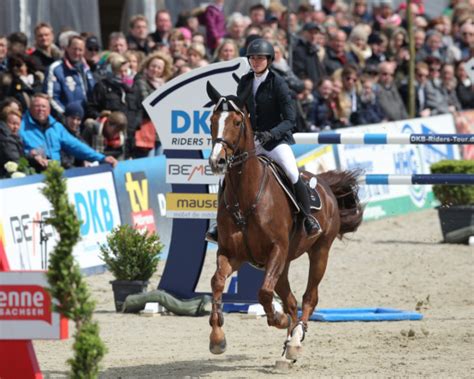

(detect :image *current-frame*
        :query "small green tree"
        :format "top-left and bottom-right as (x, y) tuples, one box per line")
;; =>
(41, 161), (106, 378)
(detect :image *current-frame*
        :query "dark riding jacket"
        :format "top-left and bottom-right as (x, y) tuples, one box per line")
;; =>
(237, 69), (296, 151)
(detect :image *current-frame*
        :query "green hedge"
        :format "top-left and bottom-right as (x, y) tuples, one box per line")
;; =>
(431, 160), (474, 205)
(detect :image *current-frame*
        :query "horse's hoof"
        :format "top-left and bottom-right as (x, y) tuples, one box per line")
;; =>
(209, 337), (227, 355)
(275, 357), (294, 370)
(285, 344), (302, 361)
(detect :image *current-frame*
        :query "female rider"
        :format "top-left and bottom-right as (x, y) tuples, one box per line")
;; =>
(206, 38), (320, 242)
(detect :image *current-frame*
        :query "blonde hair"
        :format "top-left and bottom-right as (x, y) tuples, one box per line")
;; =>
(139, 52), (173, 80)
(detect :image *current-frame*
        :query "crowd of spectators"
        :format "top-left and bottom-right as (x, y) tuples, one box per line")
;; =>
(0, 0), (473, 178)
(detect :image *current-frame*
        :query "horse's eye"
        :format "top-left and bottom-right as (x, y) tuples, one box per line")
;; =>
(235, 121), (241, 127)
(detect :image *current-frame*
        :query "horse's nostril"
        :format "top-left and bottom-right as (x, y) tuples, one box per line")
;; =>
(218, 158), (226, 166)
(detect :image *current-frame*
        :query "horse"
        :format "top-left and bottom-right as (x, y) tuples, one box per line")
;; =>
(205, 81), (363, 362)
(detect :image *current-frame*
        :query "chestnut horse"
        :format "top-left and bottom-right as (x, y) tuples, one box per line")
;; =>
(206, 81), (363, 361)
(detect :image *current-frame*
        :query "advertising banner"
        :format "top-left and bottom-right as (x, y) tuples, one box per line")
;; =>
(166, 158), (219, 184)
(334, 114), (461, 219)
(112, 156), (173, 258)
(166, 193), (217, 219)
(143, 58), (250, 150)
(0, 166), (121, 271)
(0, 271), (67, 340)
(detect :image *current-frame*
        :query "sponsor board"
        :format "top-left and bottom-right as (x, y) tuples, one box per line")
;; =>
(166, 193), (217, 219)
(0, 271), (67, 340)
(0, 166), (121, 270)
(113, 156), (172, 258)
(334, 114), (460, 220)
(166, 158), (219, 184)
(143, 58), (250, 150)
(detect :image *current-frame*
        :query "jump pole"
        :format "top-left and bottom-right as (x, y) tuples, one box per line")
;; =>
(294, 133), (474, 145)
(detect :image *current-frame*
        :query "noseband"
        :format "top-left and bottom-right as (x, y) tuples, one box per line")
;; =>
(212, 97), (253, 168)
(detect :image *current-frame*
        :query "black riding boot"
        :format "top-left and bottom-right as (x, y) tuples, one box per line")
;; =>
(294, 177), (321, 236)
(205, 183), (223, 243)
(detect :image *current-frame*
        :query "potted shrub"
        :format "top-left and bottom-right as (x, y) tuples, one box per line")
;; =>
(431, 160), (474, 243)
(100, 225), (163, 311)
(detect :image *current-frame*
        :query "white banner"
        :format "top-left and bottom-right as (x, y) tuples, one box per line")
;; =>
(0, 271), (67, 340)
(334, 114), (461, 217)
(143, 58), (250, 150)
(166, 158), (219, 184)
(0, 166), (121, 271)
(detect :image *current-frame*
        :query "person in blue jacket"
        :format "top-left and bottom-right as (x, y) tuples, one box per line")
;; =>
(20, 93), (117, 170)
(43, 35), (95, 120)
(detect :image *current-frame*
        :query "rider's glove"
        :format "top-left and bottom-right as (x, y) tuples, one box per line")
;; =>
(255, 131), (273, 145)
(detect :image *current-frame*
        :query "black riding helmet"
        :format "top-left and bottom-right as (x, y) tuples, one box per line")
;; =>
(246, 38), (275, 61)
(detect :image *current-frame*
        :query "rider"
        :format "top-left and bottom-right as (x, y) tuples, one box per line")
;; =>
(206, 38), (321, 243)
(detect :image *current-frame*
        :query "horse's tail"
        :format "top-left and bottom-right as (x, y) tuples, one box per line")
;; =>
(318, 169), (364, 238)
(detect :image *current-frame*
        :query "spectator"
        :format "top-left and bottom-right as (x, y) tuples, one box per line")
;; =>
(416, 30), (456, 64)
(198, 0), (226, 53)
(149, 10), (173, 47)
(0, 97), (23, 117)
(187, 42), (208, 68)
(321, 0), (337, 16)
(7, 55), (42, 111)
(351, 0), (372, 24)
(213, 39), (239, 62)
(84, 35), (102, 77)
(377, 61), (408, 121)
(456, 20), (473, 61)
(455, 61), (474, 109)
(0, 108), (25, 177)
(249, 4), (267, 27)
(61, 101), (86, 168)
(225, 12), (248, 49)
(82, 111), (127, 161)
(44, 35), (95, 119)
(57, 30), (78, 50)
(134, 52), (173, 101)
(7, 32), (28, 57)
(19, 93), (116, 170)
(127, 14), (152, 55)
(323, 29), (356, 76)
(108, 32), (128, 54)
(30, 23), (62, 75)
(374, 0), (401, 33)
(124, 50), (145, 78)
(168, 29), (188, 60)
(87, 54), (141, 158)
(312, 77), (337, 130)
(351, 75), (386, 125)
(347, 24), (372, 69)
(366, 32), (388, 68)
(292, 22), (326, 88)
(336, 65), (360, 127)
(441, 63), (462, 112)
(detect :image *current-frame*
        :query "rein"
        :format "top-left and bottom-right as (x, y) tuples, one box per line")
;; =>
(212, 97), (268, 269)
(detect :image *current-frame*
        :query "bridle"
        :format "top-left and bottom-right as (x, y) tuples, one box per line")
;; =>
(211, 97), (255, 168)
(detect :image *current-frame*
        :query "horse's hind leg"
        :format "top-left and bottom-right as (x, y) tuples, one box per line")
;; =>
(286, 240), (331, 360)
(209, 253), (238, 355)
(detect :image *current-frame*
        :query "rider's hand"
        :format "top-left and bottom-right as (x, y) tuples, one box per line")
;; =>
(255, 131), (273, 145)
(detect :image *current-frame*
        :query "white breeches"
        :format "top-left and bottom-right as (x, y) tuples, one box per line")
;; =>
(256, 141), (299, 184)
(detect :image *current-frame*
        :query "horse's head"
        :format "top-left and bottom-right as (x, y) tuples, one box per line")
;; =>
(206, 81), (252, 175)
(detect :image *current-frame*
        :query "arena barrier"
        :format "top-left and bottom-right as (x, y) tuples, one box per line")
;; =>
(294, 133), (474, 145)
(359, 174), (474, 185)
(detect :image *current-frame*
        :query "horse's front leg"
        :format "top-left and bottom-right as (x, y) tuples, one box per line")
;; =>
(258, 244), (288, 328)
(209, 252), (237, 354)
(286, 241), (330, 361)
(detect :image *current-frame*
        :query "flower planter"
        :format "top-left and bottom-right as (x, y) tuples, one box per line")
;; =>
(437, 205), (474, 243)
(110, 280), (148, 312)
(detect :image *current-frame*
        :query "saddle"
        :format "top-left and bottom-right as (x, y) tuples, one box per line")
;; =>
(257, 156), (322, 212)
